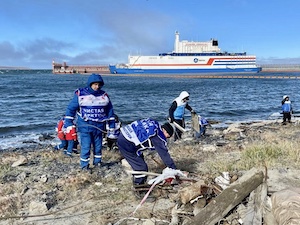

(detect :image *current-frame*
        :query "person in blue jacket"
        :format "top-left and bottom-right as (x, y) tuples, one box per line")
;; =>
(169, 91), (195, 141)
(281, 95), (293, 125)
(117, 118), (175, 188)
(64, 74), (115, 171)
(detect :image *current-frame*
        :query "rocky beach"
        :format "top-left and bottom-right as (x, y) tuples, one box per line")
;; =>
(1, 118), (300, 225)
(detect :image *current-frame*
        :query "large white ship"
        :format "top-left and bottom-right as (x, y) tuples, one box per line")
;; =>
(109, 31), (261, 74)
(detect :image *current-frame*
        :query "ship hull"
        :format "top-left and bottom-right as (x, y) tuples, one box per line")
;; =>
(109, 65), (261, 74)
(109, 55), (261, 74)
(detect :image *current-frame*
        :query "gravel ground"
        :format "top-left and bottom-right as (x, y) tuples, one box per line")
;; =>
(1, 119), (300, 225)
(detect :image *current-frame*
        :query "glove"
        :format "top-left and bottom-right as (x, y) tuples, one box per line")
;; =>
(148, 167), (186, 185)
(65, 126), (73, 134)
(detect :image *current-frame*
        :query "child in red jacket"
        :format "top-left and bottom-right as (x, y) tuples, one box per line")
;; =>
(55, 116), (79, 156)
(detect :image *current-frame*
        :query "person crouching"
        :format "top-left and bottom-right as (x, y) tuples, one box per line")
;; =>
(117, 118), (176, 197)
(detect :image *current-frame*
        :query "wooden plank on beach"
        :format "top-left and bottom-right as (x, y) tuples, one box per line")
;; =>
(186, 168), (264, 225)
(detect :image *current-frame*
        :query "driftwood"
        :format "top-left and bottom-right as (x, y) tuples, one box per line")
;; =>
(263, 198), (279, 225)
(126, 170), (198, 182)
(238, 182), (268, 225)
(177, 180), (206, 204)
(186, 167), (264, 225)
(173, 121), (187, 132)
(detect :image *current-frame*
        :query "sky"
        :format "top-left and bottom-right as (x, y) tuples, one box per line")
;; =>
(0, 0), (300, 69)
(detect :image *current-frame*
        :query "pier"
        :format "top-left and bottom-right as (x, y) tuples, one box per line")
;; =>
(52, 61), (110, 74)
(260, 64), (300, 73)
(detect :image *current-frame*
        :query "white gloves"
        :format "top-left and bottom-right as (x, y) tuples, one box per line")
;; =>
(148, 167), (186, 185)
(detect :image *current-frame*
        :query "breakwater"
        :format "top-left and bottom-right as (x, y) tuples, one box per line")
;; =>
(260, 64), (300, 72)
(52, 61), (110, 74)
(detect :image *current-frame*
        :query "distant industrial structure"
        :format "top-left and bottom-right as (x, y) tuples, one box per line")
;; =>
(52, 61), (110, 74)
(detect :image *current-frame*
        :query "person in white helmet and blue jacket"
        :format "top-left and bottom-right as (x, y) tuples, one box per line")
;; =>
(64, 74), (115, 171)
(281, 95), (293, 125)
(169, 91), (195, 141)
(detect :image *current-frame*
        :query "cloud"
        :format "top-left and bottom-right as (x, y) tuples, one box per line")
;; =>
(0, 1), (176, 69)
(0, 41), (26, 61)
(0, 38), (76, 68)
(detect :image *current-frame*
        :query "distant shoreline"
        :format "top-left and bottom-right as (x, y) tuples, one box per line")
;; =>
(1, 64), (300, 73)
(0, 66), (31, 70)
(260, 64), (300, 72)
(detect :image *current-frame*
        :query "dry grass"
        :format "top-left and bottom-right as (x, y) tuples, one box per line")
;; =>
(239, 125), (300, 170)
(0, 164), (14, 181)
(192, 123), (300, 176)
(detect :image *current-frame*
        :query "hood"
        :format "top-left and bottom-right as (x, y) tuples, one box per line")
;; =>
(174, 91), (190, 106)
(178, 91), (189, 101)
(283, 95), (289, 100)
(87, 74), (104, 87)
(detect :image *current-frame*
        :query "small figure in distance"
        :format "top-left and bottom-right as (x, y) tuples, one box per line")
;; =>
(195, 115), (209, 138)
(281, 95), (293, 125)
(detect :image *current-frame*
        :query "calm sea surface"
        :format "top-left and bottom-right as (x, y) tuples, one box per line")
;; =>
(1, 70), (300, 150)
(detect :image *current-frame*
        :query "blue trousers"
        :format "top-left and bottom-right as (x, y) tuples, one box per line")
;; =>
(80, 130), (102, 169)
(64, 140), (77, 156)
(117, 133), (148, 185)
(58, 140), (68, 149)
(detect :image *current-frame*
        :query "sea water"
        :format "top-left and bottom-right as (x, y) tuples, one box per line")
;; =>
(1, 70), (300, 150)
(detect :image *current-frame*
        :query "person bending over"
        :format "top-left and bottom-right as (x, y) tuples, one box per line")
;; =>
(117, 118), (176, 196)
